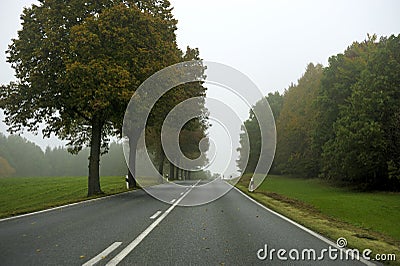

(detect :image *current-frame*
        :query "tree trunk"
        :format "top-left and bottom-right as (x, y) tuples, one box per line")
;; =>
(88, 116), (103, 197)
(169, 161), (175, 180)
(127, 137), (137, 189)
(158, 149), (165, 181)
(175, 166), (179, 180)
(127, 168), (136, 188)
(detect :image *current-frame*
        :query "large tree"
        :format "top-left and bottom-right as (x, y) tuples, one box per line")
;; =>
(313, 36), (378, 174)
(0, 0), (180, 196)
(274, 63), (323, 176)
(237, 92), (282, 174)
(321, 35), (400, 189)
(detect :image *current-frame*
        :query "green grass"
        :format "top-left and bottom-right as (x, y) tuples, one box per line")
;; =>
(256, 175), (400, 241)
(0, 176), (129, 219)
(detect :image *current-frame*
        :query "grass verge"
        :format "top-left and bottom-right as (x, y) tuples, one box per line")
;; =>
(0, 176), (130, 219)
(237, 174), (400, 265)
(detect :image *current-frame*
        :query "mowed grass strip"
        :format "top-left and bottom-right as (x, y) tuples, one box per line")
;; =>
(256, 175), (400, 241)
(237, 174), (400, 265)
(0, 176), (128, 219)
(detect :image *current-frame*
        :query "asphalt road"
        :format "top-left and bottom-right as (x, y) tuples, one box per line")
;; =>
(0, 179), (370, 265)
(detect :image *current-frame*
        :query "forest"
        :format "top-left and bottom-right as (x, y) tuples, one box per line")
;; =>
(0, 133), (125, 177)
(238, 34), (400, 191)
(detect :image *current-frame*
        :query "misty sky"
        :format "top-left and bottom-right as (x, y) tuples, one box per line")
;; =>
(0, 1), (399, 175)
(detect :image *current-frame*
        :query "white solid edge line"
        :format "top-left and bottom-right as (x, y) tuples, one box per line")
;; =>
(82, 242), (122, 266)
(106, 180), (201, 266)
(0, 190), (137, 223)
(149, 210), (162, 220)
(233, 187), (375, 266)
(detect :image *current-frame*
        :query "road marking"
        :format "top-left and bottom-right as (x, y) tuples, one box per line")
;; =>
(170, 199), (176, 203)
(82, 242), (122, 266)
(233, 187), (374, 266)
(149, 211), (162, 220)
(106, 180), (201, 266)
(180, 192), (184, 195)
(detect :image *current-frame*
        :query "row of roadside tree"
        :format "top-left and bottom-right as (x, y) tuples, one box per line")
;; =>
(0, 0), (209, 195)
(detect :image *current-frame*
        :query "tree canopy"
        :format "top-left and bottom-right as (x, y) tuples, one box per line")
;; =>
(0, 0), (204, 196)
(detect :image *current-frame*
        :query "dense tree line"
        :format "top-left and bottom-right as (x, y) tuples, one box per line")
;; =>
(0, 133), (127, 177)
(0, 132), (212, 179)
(238, 34), (400, 191)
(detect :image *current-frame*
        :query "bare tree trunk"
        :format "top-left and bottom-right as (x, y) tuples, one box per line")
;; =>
(88, 116), (103, 196)
(176, 158), (181, 180)
(169, 161), (175, 180)
(127, 137), (137, 189)
(175, 166), (180, 180)
(158, 149), (165, 179)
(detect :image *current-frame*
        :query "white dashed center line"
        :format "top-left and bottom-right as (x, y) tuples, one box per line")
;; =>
(149, 211), (162, 220)
(105, 180), (201, 266)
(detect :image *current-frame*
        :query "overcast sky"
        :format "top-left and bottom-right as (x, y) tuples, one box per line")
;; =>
(0, 0), (399, 175)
